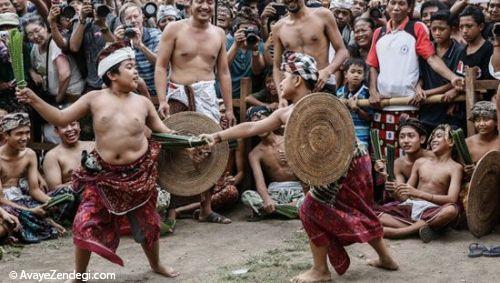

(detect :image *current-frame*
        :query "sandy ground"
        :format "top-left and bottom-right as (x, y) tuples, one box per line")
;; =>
(1, 205), (500, 283)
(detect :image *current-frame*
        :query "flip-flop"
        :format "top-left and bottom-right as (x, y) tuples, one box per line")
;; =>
(160, 219), (176, 236)
(483, 246), (500, 257)
(468, 243), (488, 258)
(199, 212), (231, 224)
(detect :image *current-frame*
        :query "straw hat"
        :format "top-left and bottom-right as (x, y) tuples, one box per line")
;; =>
(157, 112), (229, 196)
(284, 93), (355, 186)
(467, 150), (500, 238)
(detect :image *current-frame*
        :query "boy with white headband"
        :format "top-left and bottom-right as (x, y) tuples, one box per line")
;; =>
(16, 41), (180, 280)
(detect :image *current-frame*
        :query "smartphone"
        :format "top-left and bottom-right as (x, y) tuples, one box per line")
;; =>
(494, 23), (500, 37)
(272, 3), (287, 18)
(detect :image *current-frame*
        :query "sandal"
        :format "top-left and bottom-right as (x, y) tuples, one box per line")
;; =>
(468, 243), (488, 258)
(198, 212), (231, 224)
(483, 246), (500, 257)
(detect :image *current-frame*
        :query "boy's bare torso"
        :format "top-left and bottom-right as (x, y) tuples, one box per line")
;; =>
(415, 157), (460, 196)
(0, 147), (31, 188)
(466, 135), (500, 163)
(88, 90), (150, 165)
(256, 136), (297, 183)
(47, 141), (94, 184)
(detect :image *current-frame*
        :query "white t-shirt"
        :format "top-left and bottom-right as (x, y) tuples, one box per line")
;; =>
(30, 40), (84, 97)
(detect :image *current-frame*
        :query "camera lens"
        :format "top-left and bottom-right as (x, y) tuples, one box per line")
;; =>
(61, 5), (76, 19)
(96, 5), (111, 18)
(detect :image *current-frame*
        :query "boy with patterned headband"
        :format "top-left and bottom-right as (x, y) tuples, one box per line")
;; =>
(16, 42), (179, 280)
(464, 101), (500, 176)
(202, 51), (398, 282)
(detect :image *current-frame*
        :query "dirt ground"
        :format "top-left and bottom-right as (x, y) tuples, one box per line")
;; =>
(1, 205), (500, 283)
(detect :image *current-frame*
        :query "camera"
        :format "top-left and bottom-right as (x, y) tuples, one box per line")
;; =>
(244, 27), (259, 45)
(494, 23), (500, 37)
(369, 6), (385, 19)
(91, 0), (111, 18)
(59, 3), (76, 19)
(142, 2), (158, 18)
(124, 24), (137, 38)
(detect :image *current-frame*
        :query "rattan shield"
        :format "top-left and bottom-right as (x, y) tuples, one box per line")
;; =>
(158, 112), (229, 196)
(284, 93), (356, 186)
(467, 150), (500, 238)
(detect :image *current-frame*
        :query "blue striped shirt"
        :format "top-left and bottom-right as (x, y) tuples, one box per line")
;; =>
(135, 28), (161, 96)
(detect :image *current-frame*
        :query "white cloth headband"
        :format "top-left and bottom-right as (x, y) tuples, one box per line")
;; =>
(97, 47), (135, 78)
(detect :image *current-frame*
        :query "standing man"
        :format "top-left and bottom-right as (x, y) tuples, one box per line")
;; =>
(155, 0), (235, 224)
(272, 0), (349, 99)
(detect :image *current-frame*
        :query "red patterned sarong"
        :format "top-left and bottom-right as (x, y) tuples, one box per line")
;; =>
(299, 154), (382, 276)
(375, 200), (459, 225)
(72, 141), (161, 266)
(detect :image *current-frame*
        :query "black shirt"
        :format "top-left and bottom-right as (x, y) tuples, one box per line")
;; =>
(456, 40), (494, 80)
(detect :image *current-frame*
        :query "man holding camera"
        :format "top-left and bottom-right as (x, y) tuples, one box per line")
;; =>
(227, 10), (266, 99)
(69, 0), (117, 91)
(115, 3), (161, 96)
(272, 0), (349, 102)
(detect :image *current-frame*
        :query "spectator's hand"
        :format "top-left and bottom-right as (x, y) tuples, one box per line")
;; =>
(396, 183), (419, 198)
(131, 27), (143, 47)
(48, 5), (61, 25)
(464, 164), (475, 177)
(0, 209), (21, 231)
(451, 75), (465, 92)
(224, 110), (236, 126)
(158, 101), (170, 119)
(31, 72), (44, 87)
(80, 2), (93, 22)
(15, 87), (37, 104)
(263, 198), (276, 213)
(38, 174), (49, 192)
(29, 206), (47, 218)
(410, 85), (426, 106)
(442, 88), (458, 103)
(385, 181), (396, 192)
(268, 102), (279, 110)
(313, 68), (330, 92)
(261, 4), (277, 20)
(346, 97), (359, 111)
(368, 88), (382, 107)
(234, 28), (246, 47)
(368, 0), (382, 9)
(0, 80), (15, 91)
(114, 25), (126, 40)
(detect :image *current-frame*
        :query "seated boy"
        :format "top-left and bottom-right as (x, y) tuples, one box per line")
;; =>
(245, 72), (279, 110)
(377, 124), (462, 243)
(241, 106), (304, 219)
(336, 58), (372, 149)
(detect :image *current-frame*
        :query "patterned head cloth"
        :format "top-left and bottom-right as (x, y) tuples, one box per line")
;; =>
(469, 101), (497, 121)
(280, 51), (319, 88)
(398, 117), (428, 137)
(0, 112), (30, 133)
(329, 0), (353, 10)
(157, 5), (181, 23)
(428, 124), (453, 149)
(247, 106), (272, 121)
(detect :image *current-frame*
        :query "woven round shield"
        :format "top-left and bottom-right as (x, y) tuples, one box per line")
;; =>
(467, 150), (500, 238)
(158, 112), (229, 196)
(284, 93), (355, 186)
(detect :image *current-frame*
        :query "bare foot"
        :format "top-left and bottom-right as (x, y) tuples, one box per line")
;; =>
(367, 257), (399, 271)
(290, 268), (331, 283)
(152, 264), (180, 278)
(47, 219), (67, 236)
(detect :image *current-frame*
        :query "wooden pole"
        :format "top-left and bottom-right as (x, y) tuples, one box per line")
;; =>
(465, 68), (478, 137)
(356, 94), (465, 108)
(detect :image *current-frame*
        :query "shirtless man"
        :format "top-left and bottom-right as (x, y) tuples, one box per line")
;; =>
(202, 51), (398, 282)
(464, 101), (500, 176)
(374, 118), (432, 196)
(43, 121), (94, 190)
(272, 0), (349, 100)
(17, 42), (179, 280)
(378, 124), (462, 243)
(0, 113), (66, 242)
(241, 106), (304, 219)
(155, 0), (234, 224)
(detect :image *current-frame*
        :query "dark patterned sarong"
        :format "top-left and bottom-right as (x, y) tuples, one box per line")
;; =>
(375, 199), (459, 225)
(71, 141), (161, 266)
(299, 153), (382, 276)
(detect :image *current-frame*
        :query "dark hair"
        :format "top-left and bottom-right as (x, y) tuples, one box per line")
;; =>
(21, 15), (46, 34)
(343, 57), (366, 72)
(97, 41), (130, 87)
(430, 10), (457, 27)
(420, 0), (448, 17)
(353, 17), (376, 30)
(459, 5), (485, 25)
